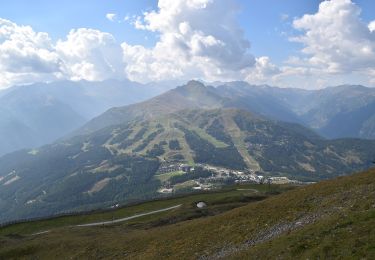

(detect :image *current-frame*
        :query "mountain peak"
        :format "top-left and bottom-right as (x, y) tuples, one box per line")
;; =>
(186, 80), (205, 87)
(177, 80), (207, 92)
(174, 80), (220, 99)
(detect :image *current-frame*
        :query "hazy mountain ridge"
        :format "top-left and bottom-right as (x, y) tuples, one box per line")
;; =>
(216, 83), (375, 139)
(79, 81), (375, 139)
(77, 80), (226, 134)
(0, 79), (168, 156)
(1, 79), (373, 158)
(297, 85), (375, 138)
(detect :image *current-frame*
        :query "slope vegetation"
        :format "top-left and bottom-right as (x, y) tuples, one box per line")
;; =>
(1, 168), (374, 259)
(0, 108), (374, 223)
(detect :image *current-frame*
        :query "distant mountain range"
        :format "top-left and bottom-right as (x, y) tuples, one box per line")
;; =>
(0, 81), (374, 222)
(1, 80), (374, 158)
(80, 81), (375, 140)
(0, 79), (170, 156)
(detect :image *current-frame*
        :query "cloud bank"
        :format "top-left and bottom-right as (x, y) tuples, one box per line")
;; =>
(124, 0), (255, 82)
(285, 0), (375, 86)
(250, 0), (375, 89)
(0, 0), (374, 89)
(0, 19), (126, 88)
(56, 28), (124, 81)
(0, 18), (62, 87)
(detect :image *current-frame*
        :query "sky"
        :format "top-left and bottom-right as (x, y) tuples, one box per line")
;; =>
(0, 0), (375, 89)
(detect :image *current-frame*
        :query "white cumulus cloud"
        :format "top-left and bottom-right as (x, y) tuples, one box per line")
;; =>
(1, 0), (374, 89)
(106, 13), (117, 22)
(0, 18), (63, 87)
(245, 56), (280, 84)
(56, 28), (125, 81)
(369, 20), (375, 32)
(123, 0), (255, 83)
(291, 0), (375, 74)
(0, 19), (126, 88)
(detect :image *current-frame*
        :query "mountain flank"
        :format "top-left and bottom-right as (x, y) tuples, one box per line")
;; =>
(0, 107), (374, 222)
(1, 168), (374, 259)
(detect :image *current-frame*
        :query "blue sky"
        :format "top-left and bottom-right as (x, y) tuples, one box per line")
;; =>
(0, 0), (374, 89)
(0, 0), (157, 44)
(0, 0), (324, 60)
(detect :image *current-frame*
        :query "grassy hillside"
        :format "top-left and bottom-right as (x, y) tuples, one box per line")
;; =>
(0, 183), (287, 236)
(0, 168), (374, 259)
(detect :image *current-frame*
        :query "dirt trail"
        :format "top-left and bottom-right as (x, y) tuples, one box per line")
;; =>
(29, 204), (182, 235)
(76, 204), (182, 227)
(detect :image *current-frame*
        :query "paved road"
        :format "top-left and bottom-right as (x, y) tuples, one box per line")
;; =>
(76, 204), (182, 227)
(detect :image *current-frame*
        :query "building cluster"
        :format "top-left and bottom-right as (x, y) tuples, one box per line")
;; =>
(198, 164), (259, 183)
(157, 163), (194, 174)
(157, 162), (307, 194)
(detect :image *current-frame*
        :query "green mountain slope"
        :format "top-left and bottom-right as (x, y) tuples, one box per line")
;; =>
(0, 108), (374, 223)
(1, 168), (374, 259)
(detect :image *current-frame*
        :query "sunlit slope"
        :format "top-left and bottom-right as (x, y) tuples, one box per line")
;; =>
(1, 168), (374, 259)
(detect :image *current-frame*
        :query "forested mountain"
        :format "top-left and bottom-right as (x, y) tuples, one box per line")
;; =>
(1, 107), (374, 222)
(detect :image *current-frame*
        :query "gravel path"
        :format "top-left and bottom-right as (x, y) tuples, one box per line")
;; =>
(29, 204), (182, 235)
(76, 204), (182, 227)
(30, 230), (50, 236)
